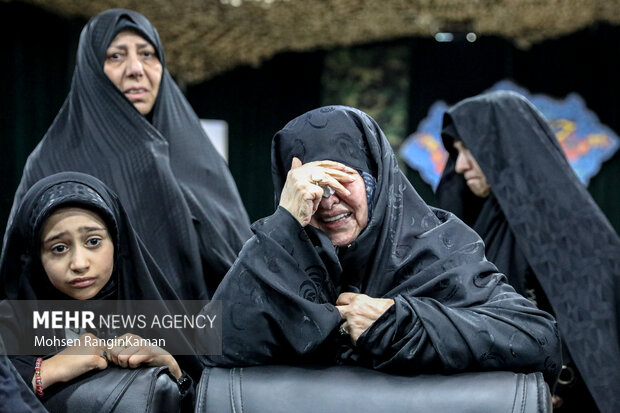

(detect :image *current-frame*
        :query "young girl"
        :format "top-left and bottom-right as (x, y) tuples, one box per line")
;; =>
(0, 172), (194, 403)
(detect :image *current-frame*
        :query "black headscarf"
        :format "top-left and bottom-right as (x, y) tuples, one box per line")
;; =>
(437, 91), (620, 413)
(1, 172), (203, 382)
(1, 171), (178, 301)
(3, 9), (251, 300)
(204, 106), (561, 383)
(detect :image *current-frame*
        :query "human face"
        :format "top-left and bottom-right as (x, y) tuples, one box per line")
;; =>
(310, 171), (368, 246)
(40, 207), (114, 300)
(453, 141), (491, 198)
(104, 30), (162, 115)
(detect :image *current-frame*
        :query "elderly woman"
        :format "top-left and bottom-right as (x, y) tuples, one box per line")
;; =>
(3, 9), (251, 300)
(436, 91), (620, 413)
(201, 106), (561, 383)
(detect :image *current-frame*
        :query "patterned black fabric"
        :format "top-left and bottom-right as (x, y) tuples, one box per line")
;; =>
(437, 91), (620, 413)
(2, 9), (251, 300)
(0, 335), (47, 413)
(202, 106), (561, 383)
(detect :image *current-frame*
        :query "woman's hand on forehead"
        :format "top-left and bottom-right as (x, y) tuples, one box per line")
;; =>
(279, 158), (356, 226)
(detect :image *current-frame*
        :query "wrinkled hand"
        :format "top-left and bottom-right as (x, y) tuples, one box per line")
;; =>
(336, 293), (395, 344)
(279, 157), (355, 226)
(106, 333), (182, 379)
(34, 332), (108, 391)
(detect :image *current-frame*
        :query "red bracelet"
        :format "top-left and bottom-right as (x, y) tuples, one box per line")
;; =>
(34, 357), (44, 397)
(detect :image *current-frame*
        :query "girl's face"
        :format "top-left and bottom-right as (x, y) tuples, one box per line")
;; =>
(40, 207), (114, 300)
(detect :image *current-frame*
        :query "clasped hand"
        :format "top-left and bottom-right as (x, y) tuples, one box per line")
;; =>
(336, 293), (395, 344)
(34, 332), (181, 392)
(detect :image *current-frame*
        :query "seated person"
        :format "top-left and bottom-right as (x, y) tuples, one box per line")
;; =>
(201, 105), (561, 384)
(436, 91), (620, 413)
(0, 172), (193, 404)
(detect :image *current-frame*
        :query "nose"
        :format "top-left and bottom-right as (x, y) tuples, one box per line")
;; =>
(319, 193), (340, 210)
(455, 151), (470, 174)
(126, 53), (144, 78)
(69, 247), (90, 273)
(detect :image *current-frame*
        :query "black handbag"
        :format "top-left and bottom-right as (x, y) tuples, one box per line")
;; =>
(43, 366), (182, 413)
(195, 365), (551, 413)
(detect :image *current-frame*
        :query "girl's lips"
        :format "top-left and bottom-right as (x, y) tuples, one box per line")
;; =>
(69, 278), (96, 288)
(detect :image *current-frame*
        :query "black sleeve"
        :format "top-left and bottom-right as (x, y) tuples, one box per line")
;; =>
(200, 207), (342, 366)
(355, 253), (561, 384)
(4, 355), (47, 411)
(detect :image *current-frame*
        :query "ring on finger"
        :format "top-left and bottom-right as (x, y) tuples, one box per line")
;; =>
(311, 171), (324, 186)
(339, 324), (349, 336)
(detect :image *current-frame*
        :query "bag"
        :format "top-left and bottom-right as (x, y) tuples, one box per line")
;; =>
(195, 365), (551, 413)
(43, 366), (182, 413)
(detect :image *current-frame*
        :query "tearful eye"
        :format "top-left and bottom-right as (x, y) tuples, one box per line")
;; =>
(86, 237), (102, 248)
(51, 244), (68, 254)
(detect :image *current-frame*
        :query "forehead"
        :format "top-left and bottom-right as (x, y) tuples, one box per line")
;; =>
(42, 207), (106, 234)
(108, 29), (153, 48)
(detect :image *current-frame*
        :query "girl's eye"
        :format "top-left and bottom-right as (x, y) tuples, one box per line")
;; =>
(51, 244), (68, 254)
(86, 237), (102, 248)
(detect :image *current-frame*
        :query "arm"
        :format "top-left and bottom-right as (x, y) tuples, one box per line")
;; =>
(17, 333), (108, 393)
(352, 237), (561, 383)
(200, 206), (342, 366)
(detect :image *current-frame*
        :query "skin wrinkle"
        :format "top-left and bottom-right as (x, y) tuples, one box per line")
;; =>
(103, 30), (162, 116)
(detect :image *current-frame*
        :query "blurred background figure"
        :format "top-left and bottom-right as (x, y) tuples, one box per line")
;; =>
(436, 91), (620, 413)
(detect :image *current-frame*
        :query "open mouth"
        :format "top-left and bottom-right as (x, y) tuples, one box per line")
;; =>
(321, 212), (352, 223)
(125, 88), (147, 98)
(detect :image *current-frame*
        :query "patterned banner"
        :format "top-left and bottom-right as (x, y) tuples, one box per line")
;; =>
(400, 80), (620, 190)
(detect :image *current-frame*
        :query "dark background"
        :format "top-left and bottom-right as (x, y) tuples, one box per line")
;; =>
(2, 1), (619, 245)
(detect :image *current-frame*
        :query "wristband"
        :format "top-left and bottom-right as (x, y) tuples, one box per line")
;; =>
(34, 357), (44, 397)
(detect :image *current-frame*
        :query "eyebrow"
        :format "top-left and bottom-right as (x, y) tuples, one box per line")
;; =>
(108, 42), (153, 50)
(42, 226), (106, 244)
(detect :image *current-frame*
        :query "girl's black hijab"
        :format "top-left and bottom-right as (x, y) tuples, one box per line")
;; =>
(1, 172), (203, 379)
(4, 9), (251, 300)
(436, 91), (620, 413)
(0, 172), (178, 301)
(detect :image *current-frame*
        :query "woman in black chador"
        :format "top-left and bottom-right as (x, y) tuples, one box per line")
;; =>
(201, 106), (561, 383)
(436, 91), (620, 413)
(2, 9), (251, 300)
